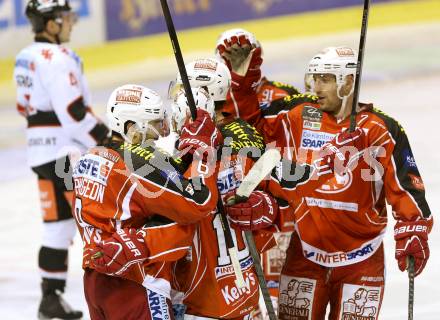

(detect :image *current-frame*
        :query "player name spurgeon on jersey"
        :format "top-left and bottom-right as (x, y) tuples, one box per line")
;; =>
(73, 155), (114, 204)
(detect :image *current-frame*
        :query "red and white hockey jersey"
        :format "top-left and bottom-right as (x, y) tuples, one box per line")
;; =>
(239, 95), (433, 268)
(172, 119), (295, 318)
(14, 38), (108, 167)
(72, 140), (218, 297)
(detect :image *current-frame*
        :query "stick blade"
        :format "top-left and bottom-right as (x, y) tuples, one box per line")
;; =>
(236, 148), (281, 198)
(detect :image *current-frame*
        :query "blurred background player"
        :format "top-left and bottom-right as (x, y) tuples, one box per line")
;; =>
(76, 84), (221, 319)
(13, 0), (109, 319)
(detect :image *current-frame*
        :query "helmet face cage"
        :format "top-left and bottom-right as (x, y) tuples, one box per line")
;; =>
(107, 85), (167, 144)
(305, 47), (357, 99)
(169, 58), (231, 103)
(26, 0), (72, 32)
(170, 87), (214, 133)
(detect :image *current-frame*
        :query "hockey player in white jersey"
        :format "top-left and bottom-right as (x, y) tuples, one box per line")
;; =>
(13, 1), (109, 319)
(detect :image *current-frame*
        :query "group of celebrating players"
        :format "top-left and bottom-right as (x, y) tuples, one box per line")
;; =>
(14, 1), (433, 319)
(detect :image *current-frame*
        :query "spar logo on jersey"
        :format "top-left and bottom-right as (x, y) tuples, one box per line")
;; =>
(147, 290), (171, 320)
(300, 130), (335, 150)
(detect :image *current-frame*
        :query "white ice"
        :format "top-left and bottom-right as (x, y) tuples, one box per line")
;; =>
(0, 22), (439, 319)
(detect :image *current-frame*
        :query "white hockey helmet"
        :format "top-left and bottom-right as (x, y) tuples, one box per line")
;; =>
(215, 28), (260, 55)
(305, 47), (357, 98)
(107, 84), (168, 143)
(169, 58), (231, 102)
(170, 87), (214, 133)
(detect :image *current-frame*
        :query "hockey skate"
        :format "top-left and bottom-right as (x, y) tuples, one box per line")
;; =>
(38, 290), (83, 320)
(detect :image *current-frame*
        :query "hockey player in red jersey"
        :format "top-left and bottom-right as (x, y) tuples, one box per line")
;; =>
(168, 60), (278, 319)
(220, 45), (434, 319)
(72, 84), (221, 320)
(215, 28), (299, 316)
(13, 1), (109, 318)
(167, 58), (357, 319)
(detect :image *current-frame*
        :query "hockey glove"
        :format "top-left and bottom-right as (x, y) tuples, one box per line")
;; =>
(314, 128), (365, 176)
(90, 228), (148, 276)
(224, 190), (278, 231)
(217, 34), (253, 72)
(177, 109), (223, 160)
(394, 219), (431, 277)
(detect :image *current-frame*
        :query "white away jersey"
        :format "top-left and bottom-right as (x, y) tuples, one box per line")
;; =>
(14, 40), (108, 167)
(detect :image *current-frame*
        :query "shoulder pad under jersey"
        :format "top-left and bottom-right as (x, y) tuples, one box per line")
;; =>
(371, 107), (405, 136)
(262, 93), (318, 117)
(219, 119), (265, 158)
(268, 80), (301, 96)
(114, 141), (187, 177)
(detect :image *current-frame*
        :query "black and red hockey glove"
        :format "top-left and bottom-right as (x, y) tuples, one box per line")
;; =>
(90, 228), (148, 276)
(177, 109), (223, 160)
(224, 190), (278, 231)
(394, 219), (432, 277)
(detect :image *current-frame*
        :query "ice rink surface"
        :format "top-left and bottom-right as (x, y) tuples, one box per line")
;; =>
(0, 23), (439, 319)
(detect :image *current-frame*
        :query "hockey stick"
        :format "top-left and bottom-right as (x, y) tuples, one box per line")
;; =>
(235, 148), (281, 320)
(159, 0), (246, 288)
(408, 256), (415, 320)
(349, 0), (370, 132)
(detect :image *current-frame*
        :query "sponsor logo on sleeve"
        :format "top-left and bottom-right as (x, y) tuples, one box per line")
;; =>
(408, 173), (425, 191)
(403, 149), (418, 169)
(300, 130), (334, 150)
